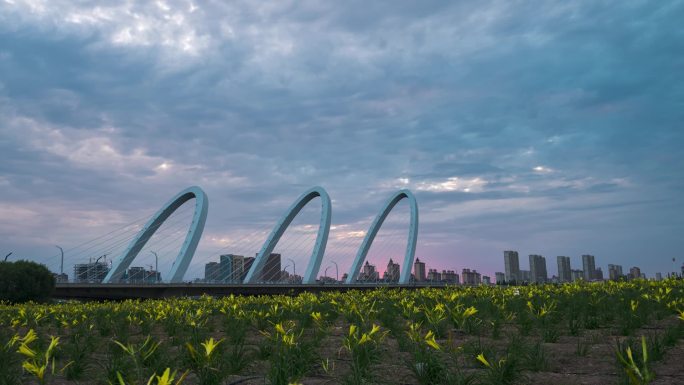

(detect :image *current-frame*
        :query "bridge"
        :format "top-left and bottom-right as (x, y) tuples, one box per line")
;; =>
(52, 282), (449, 300)
(44, 185), (435, 298)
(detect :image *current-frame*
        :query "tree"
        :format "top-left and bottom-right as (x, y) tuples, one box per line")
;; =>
(0, 260), (55, 302)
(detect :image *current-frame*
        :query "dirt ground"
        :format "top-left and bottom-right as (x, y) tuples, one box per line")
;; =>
(213, 316), (684, 385)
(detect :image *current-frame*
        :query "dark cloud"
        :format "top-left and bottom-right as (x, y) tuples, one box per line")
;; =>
(0, 0), (682, 278)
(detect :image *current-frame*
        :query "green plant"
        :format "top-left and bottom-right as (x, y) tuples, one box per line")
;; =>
(448, 305), (479, 335)
(221, 315), (251, 374)
(0, 330), (22, 385)
(644, 333), (665, 362)
(461, 338), (495, 368)
(523, 340), (549, 372)
(113, 336), (163, 383)
(615, 336), (654, 385)
(422, 303), (448, 338)
(262, 321), (315, 385)
(185, 337), (225, 385)
(406, 322), (448, 385)
(341, 323), (387, 385)
(528, 300), (559, 342)
(16, 330), (62, 385)
(476, 353), (524, 385)
(60, 323), (98, 380)
(114, 368), (188, 385)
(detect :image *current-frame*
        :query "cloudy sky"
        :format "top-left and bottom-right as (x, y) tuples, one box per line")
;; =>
(1, 0), (683, 281)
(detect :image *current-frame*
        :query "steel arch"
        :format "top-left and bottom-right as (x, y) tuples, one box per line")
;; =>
(103, 186), (208, 283)
(243, 186), (331, 284)
(346, 189), (418, 284)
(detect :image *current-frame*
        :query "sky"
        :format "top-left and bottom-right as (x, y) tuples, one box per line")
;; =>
(1, 0), (683, 281)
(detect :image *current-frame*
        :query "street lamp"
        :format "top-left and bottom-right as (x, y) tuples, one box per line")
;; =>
(150, 251), (159, 283)
(4, 252), (12, 262)
(55, 246), (64, 275)
(324, 266), (331, 280)
(287, 258), (296, 278)
(330, 261), (339, 282)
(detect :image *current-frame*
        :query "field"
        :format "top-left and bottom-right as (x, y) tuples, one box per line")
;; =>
(1, 280), (683, 385)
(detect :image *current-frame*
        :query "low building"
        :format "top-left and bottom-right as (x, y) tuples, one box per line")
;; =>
(427, 268), (441, 282)
(571, 269), (584, 281)
(53, 273), (69, 283)
(358, 261), (379, 282)
(441, 270), (459, 284)
(461, 269), (481, 285)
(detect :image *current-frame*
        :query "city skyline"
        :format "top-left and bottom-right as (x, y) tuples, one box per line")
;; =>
(1, 2), (683, 280)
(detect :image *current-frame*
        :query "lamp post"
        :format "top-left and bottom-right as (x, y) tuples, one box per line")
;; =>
(324, 266), (331, 280)
(331, 260), (339, 282)
(4, 252), (11, 262)
(55, 246), (64, 275)
(150, 251), (159, 283)
(287, 258), (296, 278)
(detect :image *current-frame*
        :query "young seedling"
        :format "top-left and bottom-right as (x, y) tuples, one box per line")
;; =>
(615, 336), (654, 385)
(185, 337), (225, 385)
(476, 352), (524, 385)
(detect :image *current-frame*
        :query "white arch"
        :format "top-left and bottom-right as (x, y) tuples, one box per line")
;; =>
(243, 186), (331, 284)
(346, 189), (418, 284)
(103, 186), (208, 283)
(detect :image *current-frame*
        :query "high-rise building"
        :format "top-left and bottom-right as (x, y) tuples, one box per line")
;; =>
(461, 269), (481, 285)
(629, 266), (641, 280)
(219, 254), (245, 282)
(241, 257), (255, 281)
(413, 258), (426, 282)
(260, 253), (281, 282)
(231, 255), (245, 282)
(73, 261), (110, 283)
(204, 262), (221, 281)
(529, 254), (548, 283)
(219, 254), (232, 282)
(582, 255), (596, 281)
(495, 272), (505, 284)
(557, 256), (571, 283)
(482, 276), (491, 285)
(504, 251), (520, 283)
(385, 258), (400, 282)
(608, 264), (623, 281)
(655, 272), (662, 281)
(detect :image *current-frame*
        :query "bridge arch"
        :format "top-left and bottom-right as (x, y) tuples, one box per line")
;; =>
(243, 186), (331, 284)
(346, 189), (418, 284)
(104, 186), (208, 283)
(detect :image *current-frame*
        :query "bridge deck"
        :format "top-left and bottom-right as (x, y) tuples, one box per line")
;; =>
(53, 283), (442, 300)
